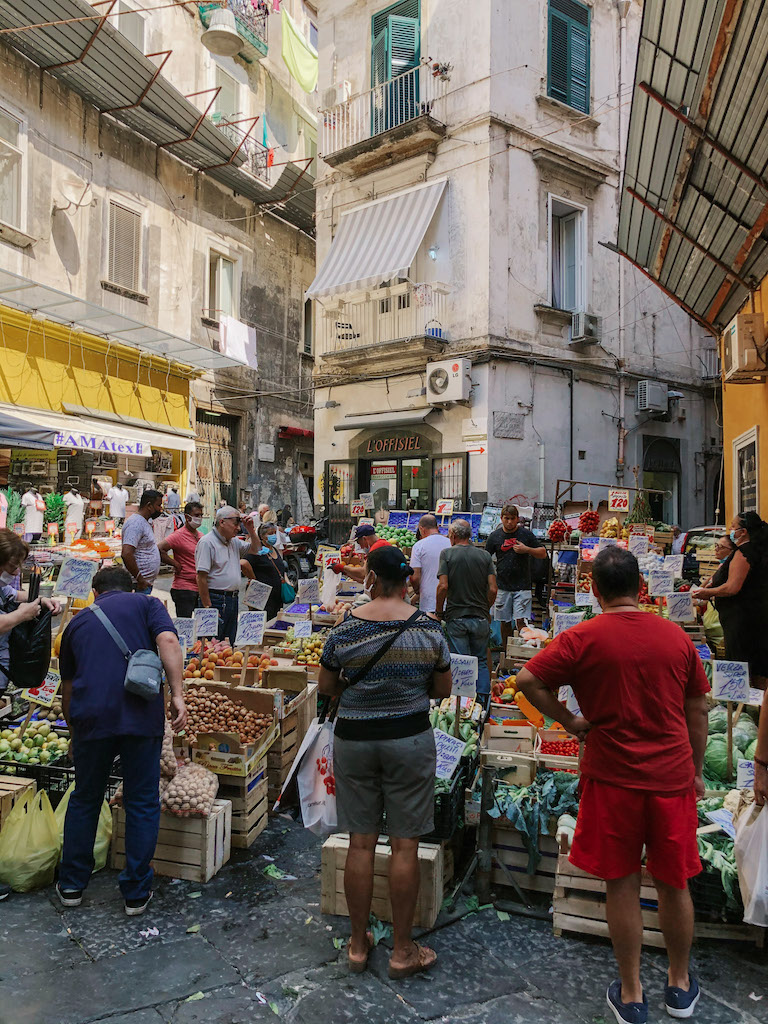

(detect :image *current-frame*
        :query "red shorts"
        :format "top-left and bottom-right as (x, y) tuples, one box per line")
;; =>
(569, 778), (702, 890)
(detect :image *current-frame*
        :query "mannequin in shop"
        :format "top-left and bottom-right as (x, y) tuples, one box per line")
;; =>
(107, 482), (128, 525)
(21, 486), (45, 542)
(63, 486), (85, 540)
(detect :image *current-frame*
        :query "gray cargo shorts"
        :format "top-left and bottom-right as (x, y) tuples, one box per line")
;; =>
(333, 729), (436, 838)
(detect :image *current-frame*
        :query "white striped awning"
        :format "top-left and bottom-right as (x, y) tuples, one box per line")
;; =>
(306, 179), (446, 299)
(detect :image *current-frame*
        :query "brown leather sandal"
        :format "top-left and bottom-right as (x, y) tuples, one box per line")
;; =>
(388, 942), (438, 979)
(347, 930), (374, 973)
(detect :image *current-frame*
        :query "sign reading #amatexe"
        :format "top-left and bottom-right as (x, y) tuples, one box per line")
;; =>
(55, 430), (147, 455)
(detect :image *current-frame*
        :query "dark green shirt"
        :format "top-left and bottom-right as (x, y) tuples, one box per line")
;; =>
(438, 544), (495, 621)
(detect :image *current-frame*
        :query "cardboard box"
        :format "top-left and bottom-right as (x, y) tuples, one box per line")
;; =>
(483, 720), (536, 754)
(185, 681), (279, 777)
(262, 666), (309, 695)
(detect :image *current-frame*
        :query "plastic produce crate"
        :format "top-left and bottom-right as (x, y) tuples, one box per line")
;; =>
(426, 765), (465, 841)
(688, 866), (744, 924)
(10, 761), (122, 809)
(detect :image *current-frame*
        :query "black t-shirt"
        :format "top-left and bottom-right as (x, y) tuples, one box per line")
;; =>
(243, 552), (286, 620)
(486, 525), (542, 591)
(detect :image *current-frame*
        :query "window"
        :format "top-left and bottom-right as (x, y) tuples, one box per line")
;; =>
(0, 108), (24, 230)
(107, 201), (142, 292)
(733, 427), (759, 514)
(303, 298), (313, 355)
(371, 0), (420, 88)
(549, 195), (586, 312)
(214, 65), (240, 119)
(208, 251), (237, 320)
(548, 0), (590, 114)
(309, 21), (318, 50)
(117, 1), (145, 52)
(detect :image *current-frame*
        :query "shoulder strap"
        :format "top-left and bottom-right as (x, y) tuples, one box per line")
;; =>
(88, 604), (133, 661)
(346, 609), (425, 687)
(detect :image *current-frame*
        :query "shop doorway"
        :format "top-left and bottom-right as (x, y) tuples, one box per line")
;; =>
(196, 410), (239, 507)
(323, 460), (357, 545)
(643, 436), (681, 525)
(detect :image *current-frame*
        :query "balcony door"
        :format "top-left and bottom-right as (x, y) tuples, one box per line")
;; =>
(371, 1), (420, 135)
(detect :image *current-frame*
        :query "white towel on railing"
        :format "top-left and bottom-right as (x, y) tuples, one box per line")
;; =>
(220, 315), (258, 369)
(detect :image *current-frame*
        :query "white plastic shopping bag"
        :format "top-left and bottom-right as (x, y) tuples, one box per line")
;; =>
(734, 803), (768, 926)
(322, 565), (341, 610)
(296, 719), (337, 836)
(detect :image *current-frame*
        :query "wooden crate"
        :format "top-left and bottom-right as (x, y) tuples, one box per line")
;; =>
(321, 834), (453, 929)
(0, 775), (36, 830)
(110, 798), (232, 883)
(492, 827), (559, 894)
(229, 778), (268, 849)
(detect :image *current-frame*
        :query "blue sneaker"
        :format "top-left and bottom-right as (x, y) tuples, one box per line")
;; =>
(607, 981), (648, 1023)
(665, 974), (700, 1019)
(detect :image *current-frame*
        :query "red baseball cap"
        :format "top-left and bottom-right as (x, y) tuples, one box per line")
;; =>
(369, 539), (392, 552)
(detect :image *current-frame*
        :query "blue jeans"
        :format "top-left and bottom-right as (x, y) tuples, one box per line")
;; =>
(444, 616), (491, 696)
(60, 734), (162, 900)
(208, 589), (239, 646)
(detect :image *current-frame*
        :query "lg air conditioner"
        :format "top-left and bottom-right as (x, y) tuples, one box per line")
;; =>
(723, 314), (768, 383)
(570, 312), (602, 345)
(426, 358), (472, 404)
(636, 380), (668, 415)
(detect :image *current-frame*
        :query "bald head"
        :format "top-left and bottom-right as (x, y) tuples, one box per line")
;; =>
(419, 514), (439, 534)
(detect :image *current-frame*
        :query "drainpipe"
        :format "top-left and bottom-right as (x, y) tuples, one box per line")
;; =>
(538, 441), (546, 503)
(616, 0), (631, 482)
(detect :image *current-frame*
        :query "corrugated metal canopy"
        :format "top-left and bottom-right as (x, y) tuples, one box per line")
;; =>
(211, 161), (316, 235)
(617, 0), (768, 331)
(0, 268), (249, 371)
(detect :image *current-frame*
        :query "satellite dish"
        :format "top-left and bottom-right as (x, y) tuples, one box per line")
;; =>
(54, 174), (94, 212)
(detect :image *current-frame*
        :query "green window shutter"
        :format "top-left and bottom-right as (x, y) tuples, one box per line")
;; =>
(547, 0), (590, 113)
(548, 10), (569, 105)
(569, 23), (589, 113)
(372, 26), (388, 88)
(387, 15), (419, 78)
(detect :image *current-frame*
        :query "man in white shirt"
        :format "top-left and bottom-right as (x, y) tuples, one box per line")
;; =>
(195, 505), (258, 645)
(107, 483), (128, 524)
(410, 514), (451, 613)
(121, 490), (163, 593)
(671, 526), (684, 555)
(165, 486), (181, 511)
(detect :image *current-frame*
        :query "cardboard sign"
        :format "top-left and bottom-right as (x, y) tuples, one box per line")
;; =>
(575, 591), (601, 613)
(748, 687), (765, 707)
(712, 660), (750, 703)
(294, 620), (313, 639)
(666, 592), (695, 622)
(597, 537), (618, 550)
(173, 617), (195, 647)
(193, 607), (220, 637)
(628, 523), (655, 538)
(298, 577), (320, 604)
(434, 729), (465, 779)
(54, 556), (97, 599)
(648, 569), (675, 597)
(47, 523), (59, 538)
(705, 808), (736, 840)
(664, 554), (684, 577)
(450, 654), (478, 697)
(628, 534), (649, 557)
(245, 579), (273, 610)
(12, 523), (24, 536)
(553, 611), (585, 636)
(350, 501), (366, 517)
(359, 492), (374, 509)
(737, 759), (756, 789)
(608, 488), (630, 513)
(22, 669), (61, 708)
(435, 498), (455, 516)
(235, 611), (266, 647)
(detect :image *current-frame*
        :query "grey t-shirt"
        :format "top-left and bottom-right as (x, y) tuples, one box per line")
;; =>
(195, 529), (251, 591)
(438, 544), (495, 621)
(122, 513), (161, 585)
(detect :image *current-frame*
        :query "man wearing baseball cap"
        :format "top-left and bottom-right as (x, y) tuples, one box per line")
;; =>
(195, 505), (258, 645)
(331, 523), (388, 583)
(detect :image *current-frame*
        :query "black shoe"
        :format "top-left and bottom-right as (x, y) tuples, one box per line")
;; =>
(56, 882), (83, 907)
(0, 883), (11, 900)
(125, 891), (153, 916)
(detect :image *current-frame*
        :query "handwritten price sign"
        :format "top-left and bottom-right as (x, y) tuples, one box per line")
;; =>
(193, 607), (220, 637)
(245, 579), (273, 610)
(737, 759), (756, 789)
(173, 617), (196, 647)
(664, 554), (684, 577)
(553, 611), (585, 637)
(450, 654), (478, 697)
(294, 620), (313, 639)
(666, 592), (695, 622)
(298, 578), (320, 604)
(648, 569), (675, 597)
(608, 488), (630, 513)
(22, 669), (61, 708)
(575, 591), (601, 613)
(434, 729), (465, 779)
(234, 611), (266, 647)
(628, 534), (649, 557)
(350, 502), (366, 517)
(712, 660), (750, 703)
(54, 556), (97, 599)
(359, 492), (374, 509)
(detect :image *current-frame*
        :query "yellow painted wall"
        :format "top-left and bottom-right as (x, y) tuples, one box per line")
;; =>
(721, 281), (768, 520)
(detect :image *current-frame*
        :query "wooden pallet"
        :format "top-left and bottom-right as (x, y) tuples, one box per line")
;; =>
(321, 834), (453, 929)
(0, 775), (36, 830)
(110, 798), (232, 883)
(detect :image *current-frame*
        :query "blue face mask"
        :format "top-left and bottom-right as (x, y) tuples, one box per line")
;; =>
(730, 530), (738, 544)
(260, 546), (270, 555)
(267, 534), (278, 545)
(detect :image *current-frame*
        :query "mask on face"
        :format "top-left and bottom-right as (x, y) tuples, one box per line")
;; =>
(188, 516), (202, 529)
(0, 570), (17, 585)
(730, 530), (739, 544)
(267, 534), (277, 545)
(260, 546), (270, 556)
(364, 572), (376, 598)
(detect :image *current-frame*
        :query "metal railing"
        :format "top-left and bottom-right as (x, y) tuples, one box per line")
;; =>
(320, 64), (447, 158)
(317, 283), (448, 355)
(210, 113), (270, 183)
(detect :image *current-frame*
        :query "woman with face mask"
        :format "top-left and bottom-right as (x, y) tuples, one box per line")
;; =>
(318, 545), (453, 980)
(158, 502), (204, 617)
(240, 523), (291, 621)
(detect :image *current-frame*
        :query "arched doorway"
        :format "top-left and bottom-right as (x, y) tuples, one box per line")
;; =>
(642, 436), (681, 524)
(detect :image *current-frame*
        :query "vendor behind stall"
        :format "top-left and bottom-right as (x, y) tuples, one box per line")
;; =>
(331, 524), (384, 584)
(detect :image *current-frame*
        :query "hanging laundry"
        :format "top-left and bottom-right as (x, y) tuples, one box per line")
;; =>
(281, 8), (318, 93)
(267, 149), (275, 167)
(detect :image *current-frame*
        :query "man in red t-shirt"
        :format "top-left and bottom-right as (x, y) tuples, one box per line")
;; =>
(517, 546), (709, 1024)
(158, 501), (203, 617)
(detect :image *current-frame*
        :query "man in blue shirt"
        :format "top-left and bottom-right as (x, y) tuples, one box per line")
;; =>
(58, 566), (186, 915)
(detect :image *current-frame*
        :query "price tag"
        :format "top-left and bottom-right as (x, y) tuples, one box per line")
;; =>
(359, 492), (374, 509)
(47, 523), (59, 538)
(105, 519), (115, 534)
(575, 591), (601, 613)
(705, 808), (736, 840)
(357, 517), (374, 527)
(434, 729), (465, 779)
(664, 554), (684, 577)
(628, 534), (648, 557)
(435, 498), (455, 516)
(298, 577), (320, 604)
(22, 669), (61, 708)
(737, 759), (756, 789)
(666, 592), (695, 622)
(608, 488), (630, 513)
(234, 610), (266, 647)
(450, 654), (478, 697)
(597, 537), (618, 550)
(173, 617), (196, 646)
(628, 523), (655, 538)
(747, 687), (764, 707)
(553, 611), (585, 636)
(54, 556), (97, 599)
(350, 501), (366, 517)
(648, 569), (675, 596)
(85, 520), (96, 535)
(294, 620), (313, 639)
(193, 607), (220, 637)
(712, 660), (750, 703)
(13, 523), (24, 536)
(245, 579), (273, 610)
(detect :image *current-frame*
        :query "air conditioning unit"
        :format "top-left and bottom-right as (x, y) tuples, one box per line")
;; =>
(570, 312), (602, 345)
(322, 80), (351, 108)
(636, 380), (669, 415)
(723, 313), (768, 383)
(426, 358), (472, 404)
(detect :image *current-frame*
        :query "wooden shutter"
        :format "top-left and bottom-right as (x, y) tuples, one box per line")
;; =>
(371, 26), (388, 88)
(108, 201), (141, 292)
(548, 10), (569, 105)
(548, 0), (590, 114)
(569, 23), (589, 113)
(387, 15), (419, 78)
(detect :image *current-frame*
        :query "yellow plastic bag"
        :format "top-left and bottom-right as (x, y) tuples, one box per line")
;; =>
(0, 789), (59, 891)
(55, 782), (113, 873)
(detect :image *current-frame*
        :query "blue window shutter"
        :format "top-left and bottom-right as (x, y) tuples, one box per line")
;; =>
(548, 10), (569, 104)
(387, 15), (419, 78)
(372, 26), (388, 88)
(569, 23), (589, 112)
(548, 0), (590, 113)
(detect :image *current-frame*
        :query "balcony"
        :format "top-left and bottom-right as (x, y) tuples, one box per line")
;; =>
(700, 348), (721, 382)
(320, 64), (448, 175)
(198, 0), (268, 63)
(317, 283), (449, 369)
(210, 113), (270, 183)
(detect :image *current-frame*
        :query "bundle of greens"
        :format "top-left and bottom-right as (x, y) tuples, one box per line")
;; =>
(2, 488), (21, 530)
(44, 492), (66, 533)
